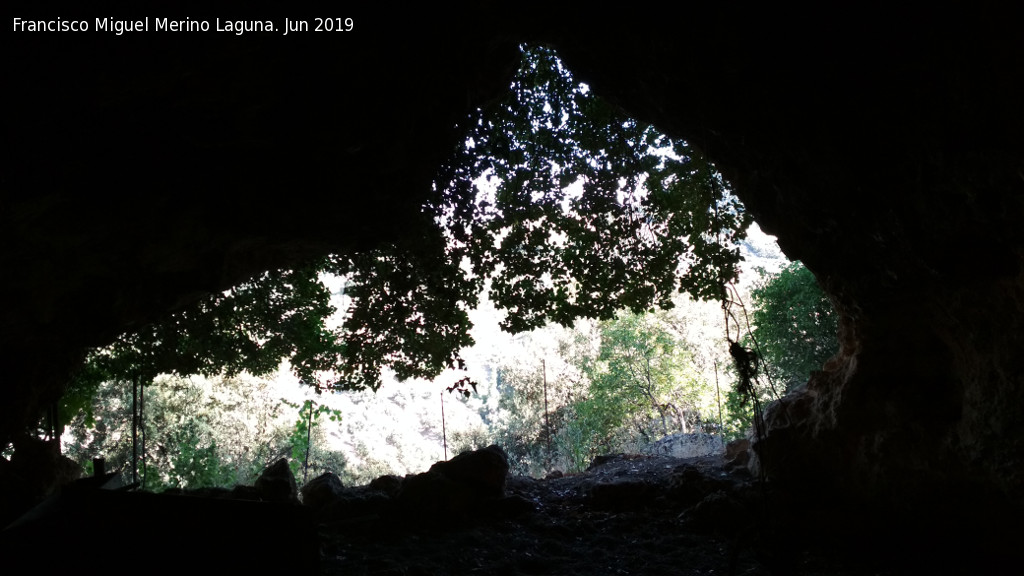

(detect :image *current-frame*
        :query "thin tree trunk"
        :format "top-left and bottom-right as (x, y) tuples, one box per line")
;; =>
(132, 377), (138, 486)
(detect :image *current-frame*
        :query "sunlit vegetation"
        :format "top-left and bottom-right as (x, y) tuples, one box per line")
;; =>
(63, 374), (348, 490)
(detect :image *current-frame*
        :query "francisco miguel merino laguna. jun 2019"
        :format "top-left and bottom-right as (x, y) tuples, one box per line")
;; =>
(11, 16), (354, 35)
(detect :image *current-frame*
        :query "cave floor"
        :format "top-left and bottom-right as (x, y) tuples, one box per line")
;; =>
(318, 455), (903, 576)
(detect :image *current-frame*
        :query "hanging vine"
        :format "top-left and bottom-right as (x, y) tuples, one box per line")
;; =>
(721, 282), (786, 482)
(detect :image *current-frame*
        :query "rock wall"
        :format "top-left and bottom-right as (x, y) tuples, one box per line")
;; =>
(546, 6), (1024, 513)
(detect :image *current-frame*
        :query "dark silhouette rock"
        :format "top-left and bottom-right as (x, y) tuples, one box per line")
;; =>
(585, 478), (656, 509)
(301, 472), (344, 511)
(397, 445), (511, 522)
(230, 484), (261, 500)
(0, 436), (79, 526)
(368, 474), (404, 497)
(396, 469), (464, 520)
(686, 490), (746, 530)
(489, 494), (537, 518)
(1, 489), (318, 573)
(322, 489), (393, 521)
(427, 444), (510, 499)
(668, 468), (724, 508)
(256, 458), (298, 503)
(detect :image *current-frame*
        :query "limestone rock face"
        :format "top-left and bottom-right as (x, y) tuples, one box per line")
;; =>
(645, 433), (724, 459)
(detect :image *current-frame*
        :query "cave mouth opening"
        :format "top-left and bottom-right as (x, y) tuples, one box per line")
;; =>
(36, 42), (770, 485)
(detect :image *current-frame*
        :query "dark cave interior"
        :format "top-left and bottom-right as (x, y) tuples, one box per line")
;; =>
(3, 4), (1023, 573)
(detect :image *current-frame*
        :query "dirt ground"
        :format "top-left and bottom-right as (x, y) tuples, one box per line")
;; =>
(317, 454), (904, 576)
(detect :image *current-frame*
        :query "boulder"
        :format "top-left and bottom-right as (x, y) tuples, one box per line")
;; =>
(667, 465), (731, 508)
(685, 489), (746, 532)
(396, 470), (464, 519)
(426, 444), (510, 499)
(368, 474), (404, 497)
(396, 445), (511, 522)
(256, 458), (298, 503)
(301, 472), (344, 511)
(585, 478), (656, 509)
(0, 436), (80, 526)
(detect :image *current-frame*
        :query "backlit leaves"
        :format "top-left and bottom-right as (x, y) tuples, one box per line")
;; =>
(70, 44), (751, 402)
(438, 46), (750, 333)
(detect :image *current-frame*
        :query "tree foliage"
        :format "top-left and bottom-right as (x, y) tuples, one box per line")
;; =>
(487, 328), (586, 476)
(438, 47), (749, 331)
(488, 309), (722, 475)
(63, 375), (347, 490)
(748, 262), (839, 392)
(283, 398), (343, 483)
(556, 311), (714, 469)
(581, 312), (707, 439)
(316, 44), (750, 392)
(491, 362), (558, 475)
(63, 265), (343, 425)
